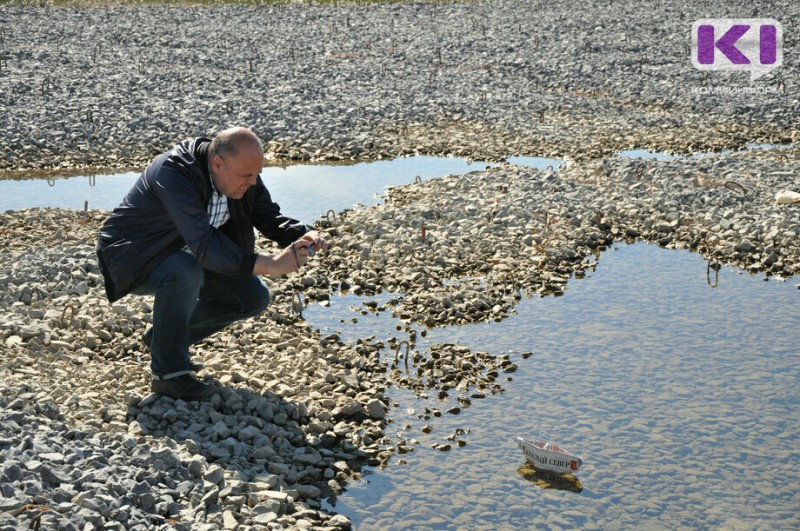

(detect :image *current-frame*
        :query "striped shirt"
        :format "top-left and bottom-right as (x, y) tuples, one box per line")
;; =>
(183, 167), (229, 254)
(207, 170), (230, 229)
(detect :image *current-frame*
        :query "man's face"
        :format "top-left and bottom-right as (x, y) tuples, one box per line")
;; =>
(210, 145), (263, 199)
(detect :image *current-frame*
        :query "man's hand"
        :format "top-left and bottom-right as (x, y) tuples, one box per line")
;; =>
(252, 233), (327, 276)
(301, 231), (329, 254)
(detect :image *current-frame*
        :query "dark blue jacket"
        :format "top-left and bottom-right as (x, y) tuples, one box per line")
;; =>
(97, 137), (307, 302)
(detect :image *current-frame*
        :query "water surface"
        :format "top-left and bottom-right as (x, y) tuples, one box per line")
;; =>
(617, 143), (793, 161)
(1, 144), (789, 214)
(304, 243), (799, 529)
(0, 155), (561, 222)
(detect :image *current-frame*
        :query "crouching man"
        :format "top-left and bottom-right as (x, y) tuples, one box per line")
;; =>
(97, 127), (326, 400)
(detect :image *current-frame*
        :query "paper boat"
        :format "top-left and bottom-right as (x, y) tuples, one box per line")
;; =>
(516, 437), (583, 474)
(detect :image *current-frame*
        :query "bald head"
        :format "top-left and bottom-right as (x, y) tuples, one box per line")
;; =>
(208, 127), (264, 200)
(209, 127), (264, 161)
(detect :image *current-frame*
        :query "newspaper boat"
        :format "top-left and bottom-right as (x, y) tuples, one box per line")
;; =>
(516, 437), (583, 474)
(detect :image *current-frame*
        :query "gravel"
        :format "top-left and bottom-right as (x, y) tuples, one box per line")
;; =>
(0, 209), (384, 529)
(0, 0), (796, 176)
(316, 147), (799, 327)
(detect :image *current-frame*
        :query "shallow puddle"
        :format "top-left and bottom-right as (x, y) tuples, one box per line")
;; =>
(616, 142), (793, 161)
(0, 144), (791, 214)
(303, 243), (799, 529)
(0, 155), (562, 221)
(1, 156), (482, 215)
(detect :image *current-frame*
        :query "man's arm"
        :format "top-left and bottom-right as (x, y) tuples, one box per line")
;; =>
(251, 177), (310, 247)
(248, 177), (328, 275)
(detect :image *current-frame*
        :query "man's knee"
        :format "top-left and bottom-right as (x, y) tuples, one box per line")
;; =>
(250, 277), (271, 314)
(199, 272), (269, 317)
(238, 276), (270, 316)
(181, 259), (205, 293)
(138, 251), (204, 297)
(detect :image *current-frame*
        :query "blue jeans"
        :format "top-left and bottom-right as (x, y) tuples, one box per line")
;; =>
(132, 251), (270, 377)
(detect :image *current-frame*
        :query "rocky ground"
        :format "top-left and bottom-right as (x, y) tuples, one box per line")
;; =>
(0, 199), (527, 529)
(0, 209), (384, 529)
(0, 0), (797, 177)
(0, 0), (798, 529)
(321, 147), (800, 328)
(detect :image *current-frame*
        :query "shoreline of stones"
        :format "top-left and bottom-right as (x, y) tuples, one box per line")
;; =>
(0, 208), (384, 530)
(304, 147), (799, 328)
(0, 207), (527, 529)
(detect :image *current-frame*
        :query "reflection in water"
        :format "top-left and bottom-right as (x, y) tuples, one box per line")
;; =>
(706, 257), (721, 288)
(0, 171), (141, 212)
(516, 462), (583, 493)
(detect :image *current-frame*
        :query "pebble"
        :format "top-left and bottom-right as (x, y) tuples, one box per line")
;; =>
(310, 149), (799, 328)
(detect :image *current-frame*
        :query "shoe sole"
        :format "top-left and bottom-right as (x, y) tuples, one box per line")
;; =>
(151, 383), (215, 401)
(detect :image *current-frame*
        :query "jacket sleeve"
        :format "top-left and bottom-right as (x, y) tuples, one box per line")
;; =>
(153, 166), (257, 275)
(251, 176), (309, 248)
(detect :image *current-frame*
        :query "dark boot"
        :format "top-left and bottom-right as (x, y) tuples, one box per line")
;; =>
(151, 374), (215, 401)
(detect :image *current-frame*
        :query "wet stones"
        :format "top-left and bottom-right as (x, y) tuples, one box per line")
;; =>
(385, 342), (513, 400)
(309, 148), (798, 332)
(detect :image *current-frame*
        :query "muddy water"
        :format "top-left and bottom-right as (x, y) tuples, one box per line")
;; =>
(305, 243), (799, 529)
